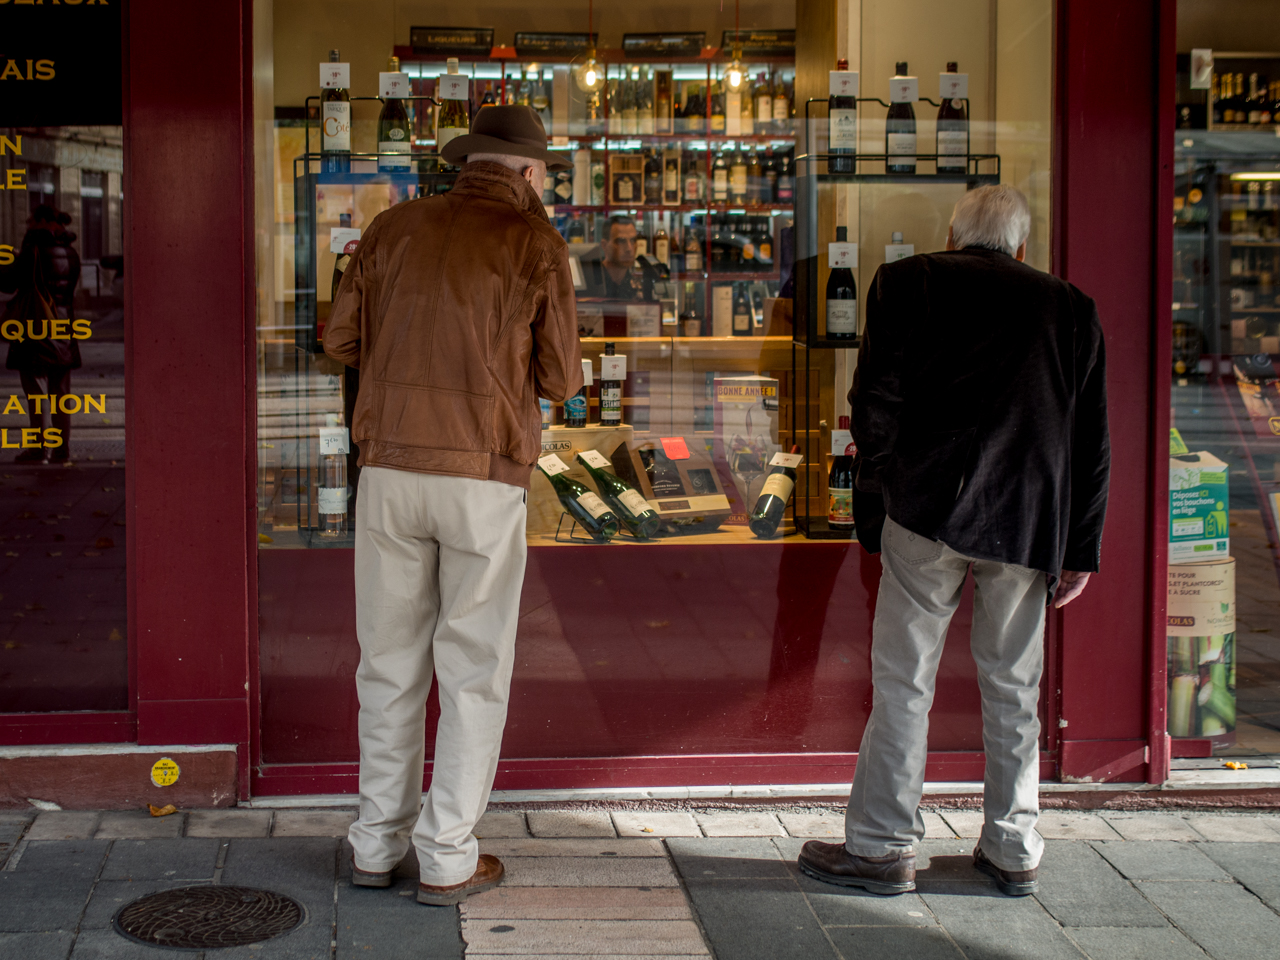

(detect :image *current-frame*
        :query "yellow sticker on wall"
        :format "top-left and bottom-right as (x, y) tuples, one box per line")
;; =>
(150, 757), (180, 788)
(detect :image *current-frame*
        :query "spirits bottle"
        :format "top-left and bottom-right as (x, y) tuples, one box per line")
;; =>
(436, 58), (471, 161)
(663, 146), (682, 205)
(565, 358), (591, 427)
(747, 147), (764, 204)
(644, 149), (663, 205)
(710, 80), (727, 134)
(936, 61), (968, 174)
(826, 226), (857, 340)
(598, 342), (625, 425)
(772, 72), (790, 130)
(829, 58), (857, 174)
(655, 70), (674, 135)
(321, 49), (351, 173)
(886, 61), (917, 174)
(681, 281), (703, 335)
(653, 222), (671, 266)
(763, 147), (778, 202)
(776, 153), (794, 202)
(684, 222), (703, 272)
(622, 74), (639, 134)
(575, 449), (659, 538)
(749, 446), (802, 538)
(828, 416), (855, 530)
(730, 148), (749, 204)
(740, 75), (755, 135)
(637, 67), (655, 136)
(378, 55), (412, 173)
(732, 285), (752, 336)
(481, 80), (498, 106)
(318, 414), (349, 538)
(713, 150), (729, 201)
(755, 74), (773, 133)
(538, 454), (619, 542)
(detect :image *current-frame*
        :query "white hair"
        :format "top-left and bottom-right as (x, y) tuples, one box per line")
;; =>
(466, 152), (536, 173)
(949, 185), (1031, 256)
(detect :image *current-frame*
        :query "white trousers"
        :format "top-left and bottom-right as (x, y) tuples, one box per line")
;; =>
(846, 517), (1048, 871)
(348, 466), (528, 885)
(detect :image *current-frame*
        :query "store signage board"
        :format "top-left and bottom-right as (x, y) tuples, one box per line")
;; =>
(890, 76), (918, 103)
(622, 33), (706, 59)
(514, 33), (598, 57)
(719, 29), (795, 56)
(410, 26), (494, 57)
(320, 63), (350, 89)
(3, 1), (121, 125)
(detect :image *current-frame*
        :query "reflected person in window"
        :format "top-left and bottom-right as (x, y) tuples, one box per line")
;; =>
(582, 214), (653, 300)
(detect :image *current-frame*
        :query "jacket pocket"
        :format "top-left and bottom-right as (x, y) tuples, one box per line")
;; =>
(372, 380), (494, 452)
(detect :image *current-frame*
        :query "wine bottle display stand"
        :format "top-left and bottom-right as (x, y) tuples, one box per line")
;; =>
(553, 512), (659, 544)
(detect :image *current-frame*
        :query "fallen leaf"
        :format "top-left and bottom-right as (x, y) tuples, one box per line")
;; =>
(258, 533), (274, 544)
(1224, 761), (1249, 771)
(148, 803), (178, 817)
(101, 418), (111, 424)
(646, 620), (670, 628)
(641, 827), (654, 833)
(94, 537), (114, 549)
(83, 550), (101, 557)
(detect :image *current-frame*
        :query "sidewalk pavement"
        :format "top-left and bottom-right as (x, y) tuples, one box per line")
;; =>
(1, 805), (1279, 959)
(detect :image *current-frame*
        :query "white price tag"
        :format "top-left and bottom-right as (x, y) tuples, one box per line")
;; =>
(600, 355), (627, 380)
(379, 71), (410, 99)
(320, 62), (350, 89)
(885, 242), (915, 262)
(889, 75), (918, 103)
(829, 71), (859, 98)
(538, 453), (571, 476)
(318, 426), (350, 455)
(829, 242), (858, 269)
(939, 72), (969, 100)
(577, 449), (611, 469)
(770, 452), (803, 468)
(1190, 49), (1213, 90)
(438, 73), (470, 101)
(831, 429), (856, 456)
(329, 227), (360, 254)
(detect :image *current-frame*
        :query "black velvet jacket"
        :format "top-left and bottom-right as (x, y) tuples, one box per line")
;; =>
(849, 247), (1110, 577)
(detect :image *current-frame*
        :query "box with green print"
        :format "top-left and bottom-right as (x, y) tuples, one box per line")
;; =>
(1169, 452), (1229, 562)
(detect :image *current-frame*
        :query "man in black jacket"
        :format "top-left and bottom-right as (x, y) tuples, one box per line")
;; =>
(798, 185), (1109, 898)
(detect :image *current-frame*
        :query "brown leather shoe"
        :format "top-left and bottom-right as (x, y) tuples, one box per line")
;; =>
(973, 845), (1038, 896)
(351, 858), (392, 888)
(798, 840), (916, 895)
(417, 854), (505, 905)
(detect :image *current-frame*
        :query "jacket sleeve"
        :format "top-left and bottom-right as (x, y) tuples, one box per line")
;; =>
(848, 266), (906, 493)
(1062, 299), (1110, 572)
(322, 223), (377, 369)
(531, 241), (583, 403)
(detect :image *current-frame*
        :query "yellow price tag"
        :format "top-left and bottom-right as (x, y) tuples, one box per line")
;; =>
(150, 757), (181, 788)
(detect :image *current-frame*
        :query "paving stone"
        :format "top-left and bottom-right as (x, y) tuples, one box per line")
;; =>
(185, 809), (272, 838)
(80, 879), (208, 929)
(682, 877), (836, 960)
(14, 839), (111, 880)
(463, 885), (692, 920)
(1090, 840), (1229, 881)
(0, 873), (95, 932)
(501, 855), (679, 887)
(825, 926), (962, 960)
(1065, 926), (1213, 960)
(474, 810), (529, 838)
(777, 813), (843, 839)
(0, 813), (34, 846)
(100, 838), (218, 882)
(93, 811), (183, 840)
(667, 837), (790, 880)
(612, 811), (701, 837)
(479, 838), (665, 858)
(915, 839), (986, 884)
(1036, 813), (1122, 841)
(695, 812), (785, 837)
(939, 810), (984, 839)
(795, 867), (937, 927)
(0, 931), (75, 960)
(270, 808), (356, 837)
(1196, 843), (1280, 912)
(526, 810), (615, 838)
(1137, 880), (1280, 960)
(460, 917), (708, 956)
(1099, 814), (1202, 842)
(465, 956), (708, 960)
(70, 928), (193, 959)
(337, 872), (463, 960)
(26, 811), (100, 841)
(1186, 816), (1280, 842)
(220, 837), (339, 905)
(921, 887), (1088, 959)
(923, 811), (957, 838)
(1030, 841), (1167, 928)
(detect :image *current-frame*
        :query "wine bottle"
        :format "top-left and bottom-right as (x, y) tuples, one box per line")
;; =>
(755, 73), (773, 133)
(730, 148), (749, 204)
(749, 446), (802, 538)
(772, 72), (790, 130)
(645, 148), (663, 205)
(829, 58), (857, 174)
(886, 61), (917, 174)
(655, 70), (674, 135)
(378, 55), (412, 173)
(598, 343), (624, 426)
(826, 226), (857, 340)
(828, 416), (855, 530)
(713, 150), (729, 201)
(538, 454), (620, 542)
(684, 220), (703, 272)
(318, 414), (350, 538)
(732, 285), (752, 336)
(747, 147), (764, 204)
(663, 146), (681, 205)
(710, 80), (727, 134)
(936, 61), (968, 174)
(653, 222), (671, 266)
(321, 50), (351, 174)
(776, 153), (794, 202)
(763, 147), (779, 202)
(682, 148), (703, 204)
(436, 58), (470, 160)
(681, 281), (703, 336)
(565, 358), (592, 427)
(740, 75), (755, 136)
(331, 212), (355, 300)
(576, 449), (660, 539)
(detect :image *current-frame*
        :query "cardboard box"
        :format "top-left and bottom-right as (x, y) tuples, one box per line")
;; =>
(1169, 451), (1229, 562)
(528, 425), (636, 535)
(1167, 557), (1236, 738)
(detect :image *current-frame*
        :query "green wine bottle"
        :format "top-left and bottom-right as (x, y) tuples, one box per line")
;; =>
(748, 445), (803, 539)
(538, 454), (619, 542)
(576, 449), (660, 539)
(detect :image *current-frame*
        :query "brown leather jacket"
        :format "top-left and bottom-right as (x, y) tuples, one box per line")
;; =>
(324, 162), (583, 489)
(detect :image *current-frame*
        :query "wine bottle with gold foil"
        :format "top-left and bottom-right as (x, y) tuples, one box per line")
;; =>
(538, 454), (619, 542)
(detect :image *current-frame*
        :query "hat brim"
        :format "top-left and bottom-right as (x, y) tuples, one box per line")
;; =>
(440, 132), (572, 170)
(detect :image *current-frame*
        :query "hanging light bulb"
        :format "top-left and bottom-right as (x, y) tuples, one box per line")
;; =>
(725, 0), (744, 90)
(574, 0), (602, 92)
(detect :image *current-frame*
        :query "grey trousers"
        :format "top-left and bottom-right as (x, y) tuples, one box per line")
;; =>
(846, 517), (1048, 871)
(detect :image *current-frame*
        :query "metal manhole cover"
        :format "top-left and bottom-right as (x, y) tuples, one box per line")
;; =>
(113, 885), (304, 950)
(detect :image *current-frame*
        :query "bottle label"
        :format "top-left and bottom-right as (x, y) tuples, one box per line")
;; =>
(617, 177), (634, 200)
(323, 101), (352, 151)
(937, 125), (968, 154)
(829, 486), (854, 525)
(578, 449), (611, 468)
(654, 239), (669, 265)
(577, 491), (610, 520)
(538, 453), (571, 476)
(770, 451), (803, 468)
(617, 488), (651, 518)
(757, 95), (772, 122)
(734, 311), (751, 332)
(684, 176), (701, 200)
(885, 242), (915, 262)
(731, 166), (747, 194)
(601, 384), (622, 419)
(378, 141), (412, 170)
(760, 473), (795, 501)
(760, 241), (772, 259)
(565, 393), (587, 422)
(664, 168), (679, 192)
(887, 132), (917, 156)
(437, 126), (467, 152)
(318, 487), (347, 515)
(773, 96), (788, 122)
(686, 249), (702, 271)
(830, 108), (858, 148)
(714, 169), (728, 192)
(827, 299), (858, 335)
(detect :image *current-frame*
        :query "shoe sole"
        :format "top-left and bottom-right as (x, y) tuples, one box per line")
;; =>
(798, 857), (915, 896)
(973, 857), (1038, 897)
(417, 875), (502, 906)
(351, 872), (392, 888)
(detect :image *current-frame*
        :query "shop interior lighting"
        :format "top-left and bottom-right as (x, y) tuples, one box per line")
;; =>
(725, 0), (745, 91)
(1230, 172), (1280, 181)
(574, 0), (603, 92)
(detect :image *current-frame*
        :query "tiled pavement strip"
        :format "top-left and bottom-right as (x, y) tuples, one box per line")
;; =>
(0, 808), (1278, 958)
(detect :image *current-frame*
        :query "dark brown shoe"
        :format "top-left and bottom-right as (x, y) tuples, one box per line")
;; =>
(798, 840), (916, 895)
(351, 857), (392, 888)
(973, 845), (1038, 896)
(417, 854), (504, 905)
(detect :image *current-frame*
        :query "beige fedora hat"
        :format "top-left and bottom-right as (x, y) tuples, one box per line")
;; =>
(440, 104), (571, 170)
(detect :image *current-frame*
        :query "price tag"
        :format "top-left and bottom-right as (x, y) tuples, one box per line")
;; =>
(885, 241), (915, 263)
(831, 429), (856, 456)
(379, 71), (410, 99)
(329, 227), (360, 254)
(939, 72), (969, 100)
(1189, 49), (1213, 90)
(829, 242), (858, 269)
(578, 449), (611, 469)
(438, 73), (470, 100)
(660, 437), (690, 460)
(829, 71), (859, 98)
(600, 355), (627, 380)
(320, 62), (350, 89)
(770, 451), (803, 468)
(538, 453), (571, 476)
(889, 75), (918, 103)
(318, 425), (350, 455)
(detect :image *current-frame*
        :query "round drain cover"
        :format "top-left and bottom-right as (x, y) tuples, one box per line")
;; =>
(113, 885), (304, 950)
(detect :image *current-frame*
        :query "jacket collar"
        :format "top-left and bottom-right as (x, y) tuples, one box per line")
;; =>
(453, 161), (547, 221)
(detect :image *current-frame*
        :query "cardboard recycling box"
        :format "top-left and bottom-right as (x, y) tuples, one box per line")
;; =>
(1169, 451), (1229, 562)
(1167, 557), (1236, 738)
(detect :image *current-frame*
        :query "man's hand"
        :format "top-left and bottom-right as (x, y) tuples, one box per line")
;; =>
(1053, 571), (1092, 609)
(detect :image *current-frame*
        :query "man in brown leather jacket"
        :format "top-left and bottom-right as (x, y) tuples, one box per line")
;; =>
(324, 106), (581, 906)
